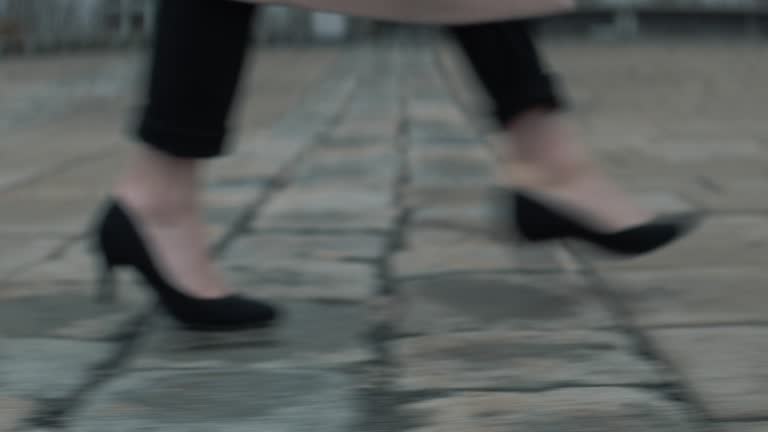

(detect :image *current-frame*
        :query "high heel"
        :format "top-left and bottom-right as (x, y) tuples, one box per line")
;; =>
(92, 200), (279, 330)
(495, 187), (700, 256)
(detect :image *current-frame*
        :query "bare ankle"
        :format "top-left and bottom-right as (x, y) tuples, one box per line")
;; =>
(113, 147), (203, 221)
(114, 181), (198, 223)
(505, 109), (593, 169)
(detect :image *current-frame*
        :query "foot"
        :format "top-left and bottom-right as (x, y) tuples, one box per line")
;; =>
(499, 110), (654, 233)
(499, 164), (654, 233)
(114, 149), (233, 300)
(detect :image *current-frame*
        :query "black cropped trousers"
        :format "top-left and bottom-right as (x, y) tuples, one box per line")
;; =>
(137, 0), (563, 158)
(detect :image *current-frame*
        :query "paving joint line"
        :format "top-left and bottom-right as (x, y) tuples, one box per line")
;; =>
(349, 34), (434, 432)
(566, 243), (718, 430)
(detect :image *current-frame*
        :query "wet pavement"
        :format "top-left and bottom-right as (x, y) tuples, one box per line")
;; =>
(1, 36), (768, 431)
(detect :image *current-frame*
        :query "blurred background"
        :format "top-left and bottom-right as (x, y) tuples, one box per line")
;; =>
(0, 0), (767, 52)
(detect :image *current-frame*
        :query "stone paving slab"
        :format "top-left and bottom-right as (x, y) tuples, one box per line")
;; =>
(406, 100), (467, 124)
(68, 368), (359, 432)
(394, 241), (567, 279)
(722, 422), (768, 432)
(224, 232), (386, 263)
(392, 331), (668, 392)
(330, 120), (400, 142)
(641, 136), (767, 165)
(257, 186), (397, 232)
(0, 124), (121, 199)
(408, 124), (479, 144)
(4, 240), (100, 285)
(408, 149), (492, 188)
(410, 206), (494, 234)
(0, 154), (117, 233)
(402, 184), (494, 208)
(133, 302), (372, 370)
(209, 138), (303, 181)
(292, 144), (400, 187)
(403, 388), (699, 432)
(0, 235), (64, 277)
(404, 227), (494, 248)
(591, 216), (768, 271)
(0, 396), (35, 432)
(225, 258), (375, 301)
(0, 338), (112, 401)
(397, 273), (614, 334)
(686, 179), (768, 212)
(0, 283), (148, 341)
(602, 269), (768, 327)
(632, 191), (697, 214)
(648, 327), (768, 420)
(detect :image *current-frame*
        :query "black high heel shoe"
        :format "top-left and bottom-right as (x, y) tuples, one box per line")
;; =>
(92, 200), (279, 330)
(496, 188), (700, 256)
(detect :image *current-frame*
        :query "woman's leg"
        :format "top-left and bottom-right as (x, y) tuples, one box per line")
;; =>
(115, 0), (257, 299)
(450, 20), (653, 230)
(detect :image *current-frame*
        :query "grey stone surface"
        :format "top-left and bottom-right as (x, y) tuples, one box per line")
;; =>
(393, 331), (668, 391)
(404, 389), (699, 432)
(0, 284), (148, 341)
(6, 39), (768, 432)
(410, 206), (493, 234)
(330, 120), (399, 141)
(409, 149), (492, 188)
(224, 232), (387, 263)
(203, 186), (264, 226)
(592, 216), (768, 271)
(408, 125), (478, 144)
(397, 273), (614, 334)
(69, 369), (359, 432)
(603, 269), (768, 327)
(0, 235), (65, 276)
(649, 327), (768, 420)
(225, 258), (375, 301)
(0, 46), (362, 431)
(394, 241), (566, 279)
(722, 422), (768, 432)
(405, 227), (495, 248)
(0, 396), (35, 432)
(405, 95), (475, 140)
(402, 185), (492, 209)
(292, 148), (400, 187)
(0, 338), (112, 400)
(406, 100), (467, 126)
(134, 302), (372, 370)
(686, 178), (768, 212)
(208, 150), (284, 184)
(633, 191), (696, 214)
(0, 183), (106, 236)
(7, 241), (110, 285)
(257, 186), (396, 232)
